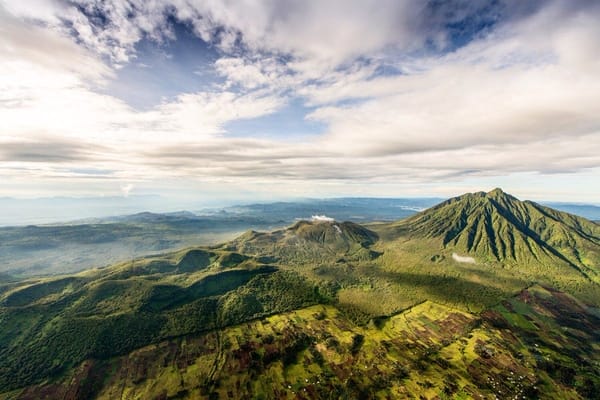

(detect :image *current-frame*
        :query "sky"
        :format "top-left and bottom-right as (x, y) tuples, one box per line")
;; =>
(1, 0), (600, 205)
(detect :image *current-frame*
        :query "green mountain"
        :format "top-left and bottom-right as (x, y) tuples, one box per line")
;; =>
(229, 220), (381, 265)
(388, 189), (598, 262)
(381, 188), (600, 287)
(1, 189), (600, 399)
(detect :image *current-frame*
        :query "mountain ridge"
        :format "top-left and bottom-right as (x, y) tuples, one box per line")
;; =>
(383, 189), (600, 280)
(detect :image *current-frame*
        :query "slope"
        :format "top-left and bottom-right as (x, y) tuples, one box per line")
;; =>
(227, 220), (381, 265)
(8, 286), (600, 400)
(379, 188), (600, 281)
(0, 247), (325, 392)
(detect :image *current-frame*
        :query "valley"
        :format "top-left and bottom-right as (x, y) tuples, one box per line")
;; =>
(1, 189), (599, 399)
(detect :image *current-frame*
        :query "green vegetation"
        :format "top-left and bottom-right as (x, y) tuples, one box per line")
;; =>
(7, 287), (599, 399)
(0, 250), (322, 391)
(1, 189), (599, 399)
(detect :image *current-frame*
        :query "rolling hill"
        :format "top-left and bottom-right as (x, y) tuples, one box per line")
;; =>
(1, 189), (599, 399)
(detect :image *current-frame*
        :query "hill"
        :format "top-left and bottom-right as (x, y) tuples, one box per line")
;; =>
(1, 189), (600, 399)
(0, 214), (276, 277)
(375, 189), (600, 300)
(228, 219), (381, 265)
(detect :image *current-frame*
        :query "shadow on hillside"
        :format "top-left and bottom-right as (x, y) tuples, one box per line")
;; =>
(375, 269), (527, 310)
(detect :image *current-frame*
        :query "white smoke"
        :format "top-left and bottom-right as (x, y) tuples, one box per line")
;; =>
(452, 252), (476, 264)
(311, 215), (334, 223)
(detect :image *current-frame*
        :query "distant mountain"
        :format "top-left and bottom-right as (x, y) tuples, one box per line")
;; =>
(0, 198), (439, 277)
(97, 211), (202, 223)
(0, 213), (272, 277)
(543, 202), (600, 221)
(209, 197), (442, 223)
(0, 196), (442, 227)
(0, 195), (169, 226)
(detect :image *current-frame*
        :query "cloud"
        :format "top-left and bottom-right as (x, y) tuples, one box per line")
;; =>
(1, 0), (169, 64)
(304, 2), (600, 161)
(1, 0), (532, 70)
(143, 91), (284, 138)
(0, 7), (112, 81)
(0, 5), (284, 143)
(215, 58), (272, 90)
(120, 183), (134, 197)
(0, 139), (98, 162)
(0, 0), (599, 202)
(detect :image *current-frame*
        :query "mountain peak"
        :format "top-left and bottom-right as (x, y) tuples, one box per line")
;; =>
(485, 187), (515, 200)
(483, 188), (520, 205)
(487, 187), (505, 196)
(289, 220), (378, 247)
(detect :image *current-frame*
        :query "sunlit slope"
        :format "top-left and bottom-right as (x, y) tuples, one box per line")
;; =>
(8, 286), (600, 400)
(0, 248), (324, 392)
(376, 188), (600, 284)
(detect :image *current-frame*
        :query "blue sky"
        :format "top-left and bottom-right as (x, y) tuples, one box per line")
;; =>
(0, 0), (599, 205)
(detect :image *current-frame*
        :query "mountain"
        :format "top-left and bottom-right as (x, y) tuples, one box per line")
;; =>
(544, 202), (600, 221)
(0, 195), (167, 226)
(382, 188), (600, 283)
(0, 213), (279, 277)
(1, 189), (600, 399)
(228, 219), (381, 265)
(218, 197), (442, 224)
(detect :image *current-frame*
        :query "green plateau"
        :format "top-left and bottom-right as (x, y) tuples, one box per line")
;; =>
(1, 189), (599, 399)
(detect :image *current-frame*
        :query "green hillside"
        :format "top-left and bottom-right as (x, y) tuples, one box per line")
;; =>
(1, 189), (600, 399)
(384, 188), (600, 269)
(228, 220), (381, 265)
(374, 189), (600, 305)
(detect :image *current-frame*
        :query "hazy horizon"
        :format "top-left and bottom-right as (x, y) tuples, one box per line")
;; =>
(1, 190), (600, 227)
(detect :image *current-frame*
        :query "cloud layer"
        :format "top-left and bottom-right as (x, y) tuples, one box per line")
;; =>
(0, 0), (599, 201)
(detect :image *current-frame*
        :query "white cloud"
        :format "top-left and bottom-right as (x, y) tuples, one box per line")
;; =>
(120, 183), (134, 197)
(136, 91), (284, 141)
(0, 5), (287, 190)
(304, 4), (600, 162)
(0, 0), (599, 202)
(169, 1), (421, 65)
